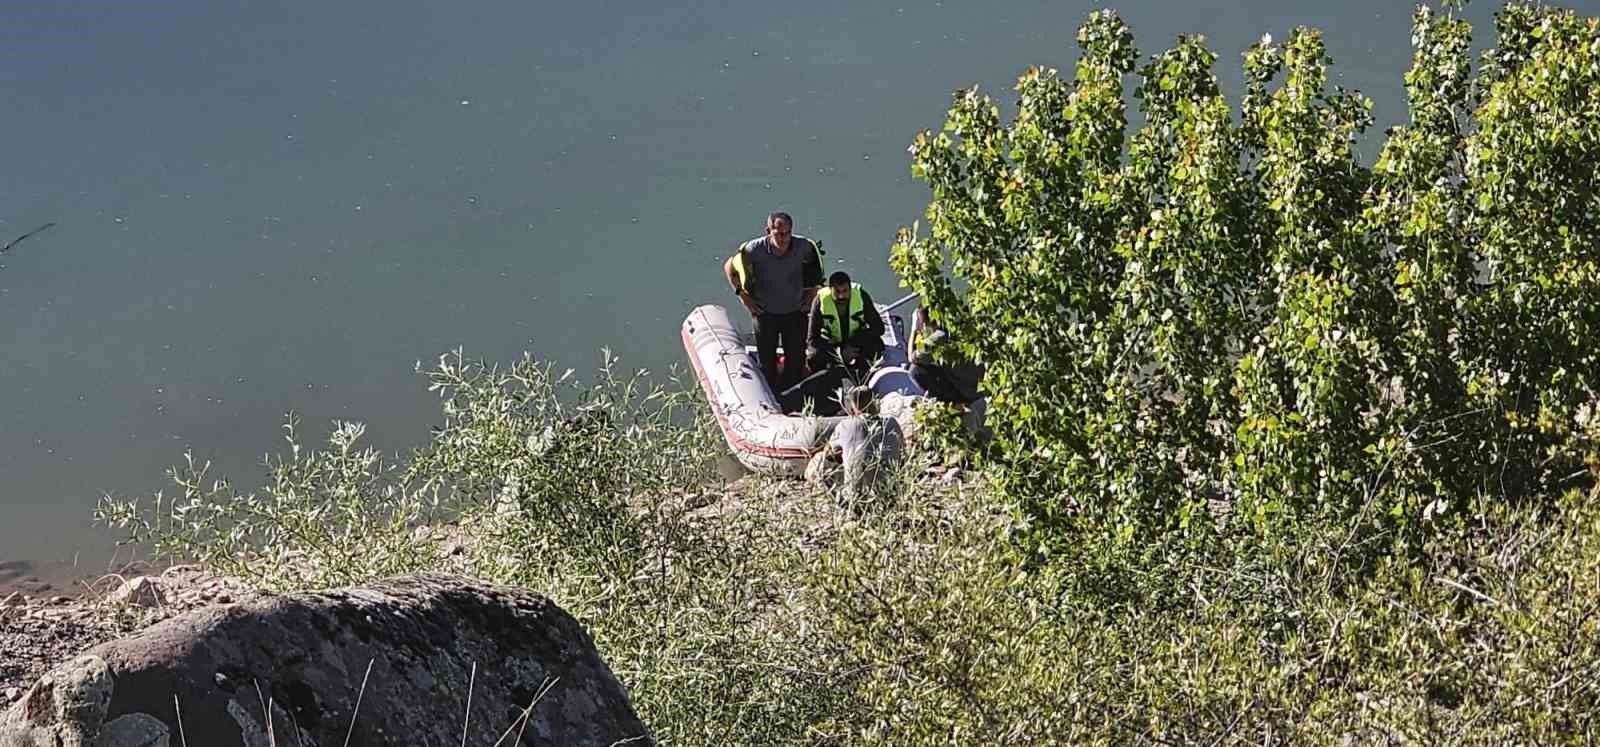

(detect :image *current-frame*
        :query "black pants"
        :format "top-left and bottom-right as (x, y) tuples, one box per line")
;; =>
(790, 339), (887, 415)
(754, 311), (808, 394)
(911, 361), (985, 404)
(787, 366), (849, 416)
(805, 338), (885, 382)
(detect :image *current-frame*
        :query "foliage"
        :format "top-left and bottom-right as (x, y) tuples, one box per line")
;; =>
(891, 2), (1600, 543)
(96, 417), (437, 590)
(809, 483), (1600, 745)
(99, 352), (858, 743)
(97, 369), (1600, 743)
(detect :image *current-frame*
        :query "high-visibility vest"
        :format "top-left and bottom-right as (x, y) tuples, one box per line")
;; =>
(819, 283), (866, 342)
(730, 251), (753, 293)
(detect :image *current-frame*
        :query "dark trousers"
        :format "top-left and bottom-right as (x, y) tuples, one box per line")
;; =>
(911, 361), (985, 404)
(791, 339), (887, 415)
(754, 311), (808, 394)
(805, 338), (885, 382)
(789, 366), (849, 416)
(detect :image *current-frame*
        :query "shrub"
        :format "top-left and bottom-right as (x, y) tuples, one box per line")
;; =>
(96, 416), (437, 590)
(891, 2), (1600, 542)
(99, 351), (861, 743)
(97, 346), (1600, 743)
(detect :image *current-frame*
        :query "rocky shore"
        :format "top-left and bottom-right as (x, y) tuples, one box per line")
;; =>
(1, 573), (647, 745)
(0, 565), (259, 700)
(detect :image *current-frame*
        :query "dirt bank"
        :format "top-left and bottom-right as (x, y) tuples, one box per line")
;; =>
(0, 565), (257, 700)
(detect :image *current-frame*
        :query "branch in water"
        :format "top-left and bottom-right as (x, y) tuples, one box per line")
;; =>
(0, 222), (58, 256)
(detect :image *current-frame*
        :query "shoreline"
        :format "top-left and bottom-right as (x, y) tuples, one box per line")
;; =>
(0, 556), (157, 604)
(0, 558), (93, 604)
(0, 565), (257, 699)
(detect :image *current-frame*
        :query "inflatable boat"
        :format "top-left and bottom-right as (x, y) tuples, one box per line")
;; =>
(681, 294), (921, 475)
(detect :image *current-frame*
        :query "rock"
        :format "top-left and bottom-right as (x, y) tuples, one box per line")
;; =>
(0, 574), (650, 747)
(107, 579), (165, 610)
(100, 714), (168, 747)
(1, 690), (16, 702)
(150, 567), (258, 612)
(12, 581), (51, 597)
(0, 655), (114, 746)
(683, 493), (718, 510)
(0, 562), (28, 584)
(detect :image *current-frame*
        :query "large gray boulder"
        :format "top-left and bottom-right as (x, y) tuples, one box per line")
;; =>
(0, 574), (650, 746)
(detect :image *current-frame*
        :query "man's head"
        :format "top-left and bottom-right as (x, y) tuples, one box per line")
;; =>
(828, 271), (852, 303)
(765, 212), (794, 252)
(841, 385), (875, 416)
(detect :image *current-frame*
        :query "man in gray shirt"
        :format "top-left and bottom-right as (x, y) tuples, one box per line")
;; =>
(723, 212), (824, 396)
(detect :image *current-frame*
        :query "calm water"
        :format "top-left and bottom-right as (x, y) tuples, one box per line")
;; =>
(0, 0), (1557, 567)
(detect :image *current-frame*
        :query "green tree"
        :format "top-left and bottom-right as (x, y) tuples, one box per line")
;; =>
(892, 2), (1600, 544)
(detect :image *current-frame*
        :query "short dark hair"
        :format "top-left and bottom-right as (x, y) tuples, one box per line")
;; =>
(766, 212), (793, 229)
(828, 271), (851, 287)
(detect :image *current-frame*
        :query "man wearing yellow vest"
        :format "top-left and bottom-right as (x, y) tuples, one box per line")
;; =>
(806, 270), (886, 381)
(724, 212), (825, 394)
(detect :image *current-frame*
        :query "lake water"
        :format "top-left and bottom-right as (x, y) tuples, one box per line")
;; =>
(0, 0), (1547, 571)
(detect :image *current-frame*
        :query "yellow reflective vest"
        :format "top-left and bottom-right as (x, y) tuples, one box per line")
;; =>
(819, 283), (866, 342)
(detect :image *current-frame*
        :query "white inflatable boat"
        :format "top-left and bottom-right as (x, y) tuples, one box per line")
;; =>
(681, 294), (921, 475)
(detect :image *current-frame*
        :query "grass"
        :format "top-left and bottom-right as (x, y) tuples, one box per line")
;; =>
(98, 350), (1600, 744)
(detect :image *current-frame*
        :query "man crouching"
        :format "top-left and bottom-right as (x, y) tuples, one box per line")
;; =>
(805, 386), (905, 504)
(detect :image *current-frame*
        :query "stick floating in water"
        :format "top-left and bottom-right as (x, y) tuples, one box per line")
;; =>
(0, 222), (58, 256)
